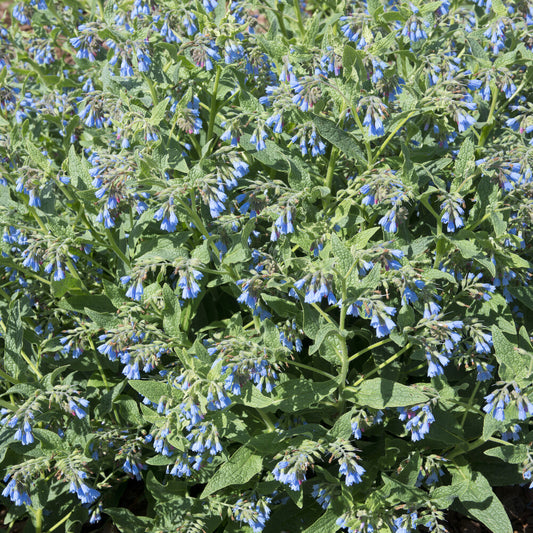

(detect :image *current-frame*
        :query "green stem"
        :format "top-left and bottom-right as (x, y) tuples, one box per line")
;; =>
(34, 507), (43, 533)
(45, 511), (73, 533)
(421, 196), (444, 267)
(0, 368), (19, 384)
(353, 112), (373, 168)
(257, 410), (276, 432)
(105, 229), (130, 267)
(477, 85), (498, 148)
(20, 350), (43, 380)
(142, 75), (158, 106)
(288, 360), (335, 380)
(64, 257), (87, 290)
(372, 111), (417, 164)
(29, 207), (47, 233)
(293, 0), (305, 36)
(310, 302), (336, 325)
(324, 146), (339, 199)
(460, 381), (480, 429)
(348, 338), (393, 362)
(275, 4), (288, 39)
(207, 65), (222, 144)
(350, 343), (412, 388)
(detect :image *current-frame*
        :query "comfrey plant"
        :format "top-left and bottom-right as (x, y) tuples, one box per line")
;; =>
(0, 0), (533, 531)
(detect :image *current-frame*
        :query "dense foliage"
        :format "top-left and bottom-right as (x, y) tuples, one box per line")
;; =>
(1, 0), (533, 531)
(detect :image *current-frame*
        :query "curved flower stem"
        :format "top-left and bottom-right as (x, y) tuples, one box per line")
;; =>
(288, 360), (335, 380)
(349, 342), (412, 389)
(258, 409), (276, 432)
(20, 349), (43, 380)
(348, 338), (394, 362)
(142, 75), (158, 107)
(0, 368), (18, 384)
(352, 112), (373, 168)
(310, 302), (336, 325)
(207, 65), (222, 145)
(105, 229), (130, 268)
(324, 146), (339, 200)
(477, 86), (498, 149)
(460, 381), (480, 429)
(45, 511), (74, 533)
(372, 110), (417, 164)
(293, 0), (305, 36)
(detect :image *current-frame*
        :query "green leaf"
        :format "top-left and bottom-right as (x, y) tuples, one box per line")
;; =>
(68, 146), (91, 190)
(4, 301), (25, 379)
(329, 411), (352, 439)
(312, 114), (366, 165)
(33, 429), (67, 452)
(261, 294), (299, 318)
(201, 446), (263, 497)
(331, 233), (354, 279)
(349, 378), (429, 408)
(105, 508), (151, 532)
(162, 284), (181, 337)
(303, 304), (321, 340)
(25, 139), (51, 172)
(353, 227), (379, 250)
(149, 98), (168, 125)
(272, 380), (337, 412)
(450, 467), (512, 533)
(309, 324), (339, 355)
(492, 326), (532, 383)
(128, 380), (170, 403)
(84, 308), (119, 329)
(452, 137), (475, 188)
(484, 444), (529, 464)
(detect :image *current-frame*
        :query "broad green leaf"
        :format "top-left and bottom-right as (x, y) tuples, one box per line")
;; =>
(484, 444), (529, 464)
(349, 378), (429, 408)
(33, 429), (68, 452)
(105, 508), (151, 532)
(312, 114), (366, 164)
(272, 380), (337, 412)
(261, 294), (300, 318)
(149, 98), (168, 125)
(492, 326), (533, 383)
(25, 139), (51, 172)
(452, 137), (475, 187)
(162, 284), (181, 337)
(353, 227), (379, 250)
(309, 324), (339, 355)
(450, 466), (512, 533)
(128, 380), (170, 403)
(201, 446), (263, 497)
(68, 146), (91, 190)
(4, 301), (25, 379)
(331, 233), (354, 280)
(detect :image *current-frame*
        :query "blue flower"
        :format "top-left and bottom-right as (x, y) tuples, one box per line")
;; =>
(178, 269), (203, 299)
(69, 472), (100, 504)
(339, 458), (365, 486)
(272, 460), (304, 491)
(2, 477), (32, 506)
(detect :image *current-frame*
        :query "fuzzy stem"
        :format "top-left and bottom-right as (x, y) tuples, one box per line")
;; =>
(293, 0), (305, 36)
(372, 111), (417, 163)
(287, 360), (335, 380)
(207, 65), (222, 145)
(350, 342), (412, 388)
(460, 381), (480, 429)
(20, 350), (43, 380)
(105, 229), (130, 267)
(348, 338), (394, 362)
(45, 511), (73, 533)
(352, 111), (373, 168)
